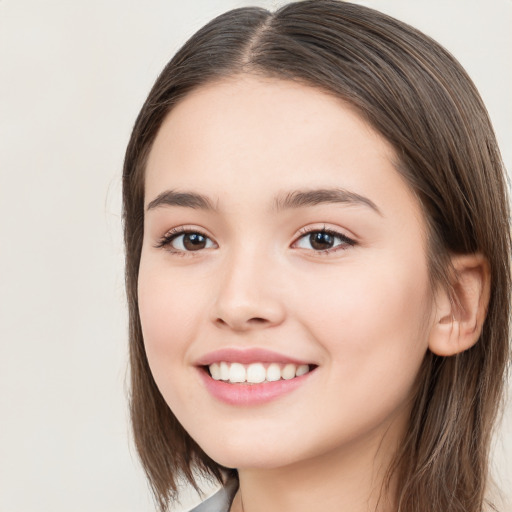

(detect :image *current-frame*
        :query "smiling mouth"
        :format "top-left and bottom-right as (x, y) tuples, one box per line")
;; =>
(205, 362), (317, 384)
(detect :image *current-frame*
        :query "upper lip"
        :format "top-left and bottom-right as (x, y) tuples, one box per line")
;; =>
(195, 348), (313, 366)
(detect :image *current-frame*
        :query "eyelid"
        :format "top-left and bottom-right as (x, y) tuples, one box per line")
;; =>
(155, 225), (217, 253)
(154, 224), (356, 255)
(292, 225), (356, 253)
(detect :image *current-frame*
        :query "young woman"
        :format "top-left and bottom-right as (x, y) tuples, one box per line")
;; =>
(122, 1), (511, 511)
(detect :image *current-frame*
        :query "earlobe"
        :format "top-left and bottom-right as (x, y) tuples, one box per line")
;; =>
(428, 254), (491, 357)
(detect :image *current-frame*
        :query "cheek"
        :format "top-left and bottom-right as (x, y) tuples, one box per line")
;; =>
(137, 262), (211, 413)
(295, 255), (432, 390)
(137, 262), (204, 365)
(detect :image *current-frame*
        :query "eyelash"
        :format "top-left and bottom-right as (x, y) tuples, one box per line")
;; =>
(294, 226), (356, 254)
(155, 226), (356, 255)
(155, 226), (214, 256)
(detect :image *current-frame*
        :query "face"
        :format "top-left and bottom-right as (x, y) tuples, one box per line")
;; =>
(138, 75), (436, 470)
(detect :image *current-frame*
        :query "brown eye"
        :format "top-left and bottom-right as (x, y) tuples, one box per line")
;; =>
(309, 231), (335, 250)
(181, 233), (208, 251)
(294, 229), (355, 252)
(161, 231), (216, 252)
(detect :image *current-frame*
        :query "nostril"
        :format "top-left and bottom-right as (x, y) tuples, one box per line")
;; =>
(248, 317), (267, 324)
(214, 317), (268, 328)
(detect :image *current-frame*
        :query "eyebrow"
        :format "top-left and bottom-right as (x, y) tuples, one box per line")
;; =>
(146, 187), (381, 215)
(272, 188), (382, 215)
(147, 190), (216, 212)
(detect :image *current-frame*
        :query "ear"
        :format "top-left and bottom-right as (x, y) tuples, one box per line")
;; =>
(428, 254), (491, 357)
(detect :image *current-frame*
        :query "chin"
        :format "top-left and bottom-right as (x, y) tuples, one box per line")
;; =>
(195, 433), (304, 471)
(208, 450), (297, 471)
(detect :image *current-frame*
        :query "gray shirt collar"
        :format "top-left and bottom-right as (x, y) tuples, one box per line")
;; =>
(188, 477), (238, 512)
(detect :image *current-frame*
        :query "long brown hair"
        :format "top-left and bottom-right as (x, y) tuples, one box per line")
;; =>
(122, 1), (511, 510)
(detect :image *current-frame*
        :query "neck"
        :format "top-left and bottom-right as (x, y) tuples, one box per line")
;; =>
(230, 417), (404, 512)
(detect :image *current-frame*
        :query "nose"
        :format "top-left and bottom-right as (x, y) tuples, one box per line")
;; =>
(211, 248), (286, 332)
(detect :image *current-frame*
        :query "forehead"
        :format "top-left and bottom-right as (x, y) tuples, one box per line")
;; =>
(149, 75), (385, 163)
(144, 74), (424, 228)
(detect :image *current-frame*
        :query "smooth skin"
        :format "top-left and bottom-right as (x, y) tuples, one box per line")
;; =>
(138, 75), (489, 512)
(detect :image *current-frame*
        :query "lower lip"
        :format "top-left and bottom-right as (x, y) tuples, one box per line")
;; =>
(198, 368), (313, 406)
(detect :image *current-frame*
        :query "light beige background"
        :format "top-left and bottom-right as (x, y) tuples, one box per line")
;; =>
(0, 1), (510, 511)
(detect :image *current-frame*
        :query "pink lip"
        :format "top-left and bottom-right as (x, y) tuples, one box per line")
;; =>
(195, 348), (311, 366)
(197, 367), (314, 406)
(195, 348), (316, 406)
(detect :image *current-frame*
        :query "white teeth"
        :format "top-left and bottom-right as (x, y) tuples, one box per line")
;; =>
(229, 363), (246, 383)
(210, 362), (221, 380)
(247, 363), (266, 383)
(296, 364), (309, 377)
(207, 361), (312, 384)
(282, 363), (296, 380)
(266, 363), (281, 382)
(220, 362), (230, 381)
